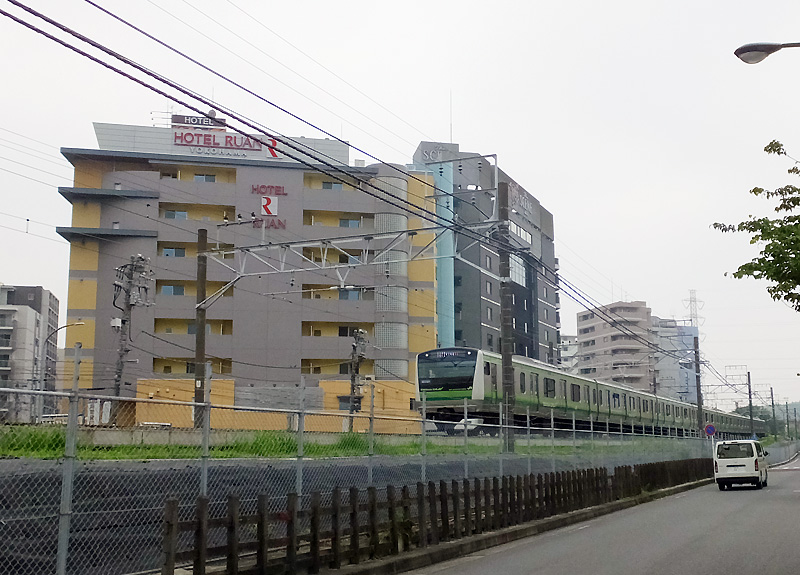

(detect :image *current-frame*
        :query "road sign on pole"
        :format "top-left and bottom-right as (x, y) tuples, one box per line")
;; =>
(704, 424), (716, 436)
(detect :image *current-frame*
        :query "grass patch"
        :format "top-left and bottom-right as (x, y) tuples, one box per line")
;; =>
(0, 426), (66, 458)
(0, 425), (707, 460)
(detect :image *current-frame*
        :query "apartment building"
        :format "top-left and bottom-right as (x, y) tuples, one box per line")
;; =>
(651, 317), (699, 403)
(574, 300), (700, 402)
(0, 284), (60, 422)
(574, 300), (654, 391)
(558, 334), (579, 373)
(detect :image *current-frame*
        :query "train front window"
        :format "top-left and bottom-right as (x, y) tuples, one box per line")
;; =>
(418, 349), (478, 392)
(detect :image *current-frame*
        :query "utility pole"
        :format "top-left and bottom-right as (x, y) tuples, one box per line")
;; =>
(770, 387), (777, 438)
(693, 336), (704, 435)
(348, 329), (367, 432)
(112, 254), (151, 425)
(194, 229), (208, 429)
(498, 181), (515, 452)
(747, 372), (754, 437)
(794, 408), (797, 441)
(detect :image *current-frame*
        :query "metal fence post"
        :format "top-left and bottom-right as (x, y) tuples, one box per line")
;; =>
(296, 376), (305, 496)
(463, 398), (469, 480)
(56, 342), (81, 575)
(421, 392), (427, 484)
(368, 382), (374, 486)
(572, 412), (576, 451)
(527, 406), (531, 476)
(498, 401), (504, 479)
(200, 361), (211, 497)
(550, 408), (555, 473)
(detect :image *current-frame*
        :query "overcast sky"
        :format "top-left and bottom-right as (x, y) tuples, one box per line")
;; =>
(2, 1), (799, 409)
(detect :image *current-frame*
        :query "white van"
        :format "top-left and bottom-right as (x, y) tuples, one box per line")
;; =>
(714, 440), (769, 490)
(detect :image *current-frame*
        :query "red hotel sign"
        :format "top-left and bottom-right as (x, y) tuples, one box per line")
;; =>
(173, 131), (279, 157)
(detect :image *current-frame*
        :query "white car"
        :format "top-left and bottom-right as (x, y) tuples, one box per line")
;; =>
(453, 418), (484, 435)
(714, 440), (769, 490)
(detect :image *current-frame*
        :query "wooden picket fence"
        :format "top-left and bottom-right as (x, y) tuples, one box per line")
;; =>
(161, 458), (711, 575)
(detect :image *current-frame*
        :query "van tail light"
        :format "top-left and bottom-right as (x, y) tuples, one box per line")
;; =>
(754, 459), (759, 471)
(714, 461), (718, 473)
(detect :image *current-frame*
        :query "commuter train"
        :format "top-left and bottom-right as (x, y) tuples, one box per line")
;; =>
(415, 348), (764, 439)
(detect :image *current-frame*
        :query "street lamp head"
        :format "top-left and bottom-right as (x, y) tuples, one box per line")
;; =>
(734, 42), (786, 64)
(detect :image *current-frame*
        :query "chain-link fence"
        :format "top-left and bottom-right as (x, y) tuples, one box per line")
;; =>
(0, 387), (789, 575)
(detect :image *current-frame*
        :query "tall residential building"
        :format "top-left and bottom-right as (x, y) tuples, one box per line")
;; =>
(57, 119), (438, 408)
(574, 301), (654, 391)
(0, 284), (60, 422)
(651, 317), (698, 403)
(411, 142), (560, 364)
(574, 300), (700, 402)
(558, 334), (579, 373)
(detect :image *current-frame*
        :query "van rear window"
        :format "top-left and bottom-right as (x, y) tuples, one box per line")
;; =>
(717, 443), (754, 459)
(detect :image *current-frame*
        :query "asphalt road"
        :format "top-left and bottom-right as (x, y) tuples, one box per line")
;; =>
(403, 462), (800, 575)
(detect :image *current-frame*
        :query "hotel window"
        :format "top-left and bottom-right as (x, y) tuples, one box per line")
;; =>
(322, 181), (343, 190)
(487, 333), (494, 350)
(486, 281), (492, 295)
(187, 322), (212, 335)
(161, 285), (185, 296)
(487, 307), (493, 321)
(510, 254), (526, 286)
(193, 174), (216, 182)
(339, 218), (361, 228)
(485, 255), (492, 270)
(339, 289), (360, 300)
(164, 210), (188, 220)
(162, 247), (186, 257)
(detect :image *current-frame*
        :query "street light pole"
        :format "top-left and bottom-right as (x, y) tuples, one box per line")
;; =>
(734, 42), (800, 64)
(35, 322), (84, 423)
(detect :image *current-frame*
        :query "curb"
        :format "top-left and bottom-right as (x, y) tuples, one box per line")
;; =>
(321, 478), (713, 575)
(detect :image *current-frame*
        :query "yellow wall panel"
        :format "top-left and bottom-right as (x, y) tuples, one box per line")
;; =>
(408, 289), (435, 317)
(408, 324), (436, 353)
(69, 241), (99, 271)
(67, 279), (97, 311)
(71, 202), (101, 227)
(73, 164), (104, 189)
(408, 259), (435, 282)
(65, 319), (96, 349)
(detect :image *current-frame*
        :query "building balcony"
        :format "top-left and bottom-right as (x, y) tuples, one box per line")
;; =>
(150, 333), (233, 357)
(301, 335), (358, 358)
(56, 227), (158, 241)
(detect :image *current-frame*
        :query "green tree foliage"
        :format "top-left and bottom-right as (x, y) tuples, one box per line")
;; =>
(713, 140), (800, 310)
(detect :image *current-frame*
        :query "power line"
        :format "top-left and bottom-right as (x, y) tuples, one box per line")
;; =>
(3, 3), (728, 380)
